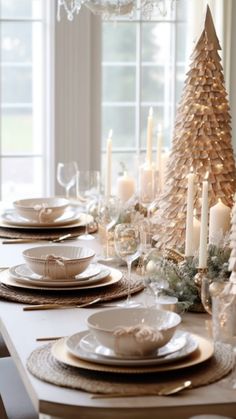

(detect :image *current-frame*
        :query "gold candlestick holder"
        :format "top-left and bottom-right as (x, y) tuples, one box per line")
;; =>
(194, 268), (212, 315)
(194, 268), (208, 291)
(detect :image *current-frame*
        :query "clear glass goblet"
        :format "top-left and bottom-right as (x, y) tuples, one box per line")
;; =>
(114, 223), (142, 307)
(57, 161), (78, 198)
(76, 170), (100, 240)
(210, 281), (236, 390)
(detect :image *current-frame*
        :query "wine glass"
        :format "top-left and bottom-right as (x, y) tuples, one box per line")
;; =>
(209, 281), (236, 389)
(114, 223), (142, 307)
(57, 161), (78, 198)
(97, 196), (120, 260)
(143, 250), (169, 307)
(76, 170), (100, 240)
(148, 277), (169, 307)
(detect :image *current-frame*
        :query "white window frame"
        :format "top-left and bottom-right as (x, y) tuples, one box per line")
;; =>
(0, 0), (55, 200)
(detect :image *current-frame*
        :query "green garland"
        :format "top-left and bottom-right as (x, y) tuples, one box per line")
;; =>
(145, 244), (231, 310)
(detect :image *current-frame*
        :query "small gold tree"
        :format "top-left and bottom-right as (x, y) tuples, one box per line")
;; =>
(153, 6), (236, 250)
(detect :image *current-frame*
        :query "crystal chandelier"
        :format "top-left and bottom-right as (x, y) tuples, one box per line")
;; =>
(57, 0), (178, 21)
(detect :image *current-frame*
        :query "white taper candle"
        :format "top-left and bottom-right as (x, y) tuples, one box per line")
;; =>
(185, 169), (195, 257)
(199, 175), (209, 269)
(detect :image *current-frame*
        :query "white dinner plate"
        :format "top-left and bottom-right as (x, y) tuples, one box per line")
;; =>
(65, 330), (196, 367)
(9, 263), (102, 287)
(0, 266), (122, 291)
(1, 208), (81, 227)
(51, 331), (214, 374)
(0, 211), (93, 230)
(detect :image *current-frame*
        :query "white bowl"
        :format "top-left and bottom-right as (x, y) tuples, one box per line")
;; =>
(23, 245), (95, 279)
(87, 308), (181, 357)
(13, 197), (69, 223)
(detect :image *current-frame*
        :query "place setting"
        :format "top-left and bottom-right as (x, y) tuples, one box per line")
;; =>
(0, 243), (144, 307)
(26, 306), (233, 398)
(0, 196), (96, 242)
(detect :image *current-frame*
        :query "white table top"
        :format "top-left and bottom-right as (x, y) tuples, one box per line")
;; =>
(0, 240), (236, 419)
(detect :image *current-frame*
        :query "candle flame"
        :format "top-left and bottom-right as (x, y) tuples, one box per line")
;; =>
(108, 129), (113, 139)
(190, 166), (193, 173)
(204, 171), (209, 180)
(218, 198), (222, 203)
(193, 208), (197, 216)
(149, 107), (153, 117)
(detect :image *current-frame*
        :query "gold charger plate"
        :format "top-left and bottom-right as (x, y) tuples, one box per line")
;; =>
(51, 333), (214, 374)
(0, 266), (122, 291)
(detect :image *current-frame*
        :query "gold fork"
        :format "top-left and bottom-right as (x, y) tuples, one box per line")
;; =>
(23, 297), (101, 311)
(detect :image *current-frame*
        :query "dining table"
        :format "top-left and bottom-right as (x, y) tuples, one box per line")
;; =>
(0, 236), (236, 419)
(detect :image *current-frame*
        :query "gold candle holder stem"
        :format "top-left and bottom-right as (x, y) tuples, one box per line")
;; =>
(194, 268), (208, 292)
(194, 267), (212, 315)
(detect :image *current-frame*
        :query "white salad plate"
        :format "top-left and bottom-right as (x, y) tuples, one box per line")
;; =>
(10, 263), (101, 286)
(1, 208), (81, 227)
(65, 330), (198, 367)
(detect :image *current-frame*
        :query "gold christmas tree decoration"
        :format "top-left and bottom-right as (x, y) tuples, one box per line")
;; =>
(153, 6), (236, 250)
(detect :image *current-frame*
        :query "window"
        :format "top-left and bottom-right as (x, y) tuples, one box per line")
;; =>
(101, 1), (189, 190)
(0, 0), (52, 201)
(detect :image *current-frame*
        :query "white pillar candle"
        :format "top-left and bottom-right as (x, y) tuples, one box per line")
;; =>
(192, 215), (201, 254)
(139, 166), (154, 206)
(185, 170), (195, 257)
(105, 130), (112, 198)
(199, 176), (209, 269)
(209, 199), (231, 244)
(117, 172), (135, 203)
(146, 107), (153, 168)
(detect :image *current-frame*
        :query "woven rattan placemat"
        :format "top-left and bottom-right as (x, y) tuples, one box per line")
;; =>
(0, 223), (97, 241)
(27, 341), (233, 395)
(0, 275), (144, 305)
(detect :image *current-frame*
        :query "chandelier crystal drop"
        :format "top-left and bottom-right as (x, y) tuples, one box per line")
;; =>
(57, 0), (178, 21)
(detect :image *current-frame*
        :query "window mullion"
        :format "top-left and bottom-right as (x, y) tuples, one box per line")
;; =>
(135, 16), (142, 164)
